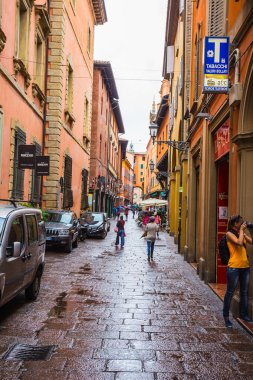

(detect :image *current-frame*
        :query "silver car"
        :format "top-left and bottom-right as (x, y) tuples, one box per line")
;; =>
(0, 203), (45, 307)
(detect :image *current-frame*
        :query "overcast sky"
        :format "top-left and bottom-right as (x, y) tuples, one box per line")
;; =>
(94, 0), (167, 152)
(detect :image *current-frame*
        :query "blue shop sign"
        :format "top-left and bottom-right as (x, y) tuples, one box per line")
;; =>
(203, 36), (229, 93)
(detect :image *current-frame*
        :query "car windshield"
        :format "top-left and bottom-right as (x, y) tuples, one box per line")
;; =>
(47, 213), (72, 224)
(81, 213), (103, 224)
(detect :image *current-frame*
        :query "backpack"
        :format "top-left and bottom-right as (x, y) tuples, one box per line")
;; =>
(219, 234), (230, 265)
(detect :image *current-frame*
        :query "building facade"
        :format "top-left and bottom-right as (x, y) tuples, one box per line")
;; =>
(90, 61), (125, 215)
(0, 0), (107, 216)
(0, 0), (50, 203)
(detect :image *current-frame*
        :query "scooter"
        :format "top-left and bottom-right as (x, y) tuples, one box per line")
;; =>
(78, 219), (88, 241)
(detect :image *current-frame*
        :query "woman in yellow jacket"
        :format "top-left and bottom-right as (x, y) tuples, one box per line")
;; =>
(223, 215), (253, 328)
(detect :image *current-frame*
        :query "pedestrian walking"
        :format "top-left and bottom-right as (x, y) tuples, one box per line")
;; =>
(154, 212), (161, 239)
(145, 216), (159, 261)
(223, 214), (253, 328)
(116, 206), (121, 220)
(115, 216), (125, 248)
(112, 206), (117, 219)
(125, 207), (129, 221)
(132, 208), (136, 219)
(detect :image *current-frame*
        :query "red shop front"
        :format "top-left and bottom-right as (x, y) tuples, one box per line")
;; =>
(214, 120), (230, 284)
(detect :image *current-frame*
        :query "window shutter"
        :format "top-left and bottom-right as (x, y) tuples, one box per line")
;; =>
(12, 128), (26, 199)
(63, 155), (72, 209)
(30, 142), (41, 203)
(208, 0), (226, 36)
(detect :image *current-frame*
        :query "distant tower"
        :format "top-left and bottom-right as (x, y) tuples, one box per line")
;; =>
(150, 98), (156, 123)
(129, 142), (134, 152)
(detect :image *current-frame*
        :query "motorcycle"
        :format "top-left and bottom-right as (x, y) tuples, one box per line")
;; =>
(78, 219), (88, 241)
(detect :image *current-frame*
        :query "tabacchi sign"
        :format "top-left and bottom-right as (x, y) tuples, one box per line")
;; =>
(203, 36), (229, 93)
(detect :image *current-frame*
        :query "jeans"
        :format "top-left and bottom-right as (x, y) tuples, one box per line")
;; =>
(147, 240), (155, 258)
(116, 230), (125, 247)
(223, 267), (250, 318)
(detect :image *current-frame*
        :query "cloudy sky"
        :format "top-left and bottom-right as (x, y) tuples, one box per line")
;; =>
(94, 0), (168, 152)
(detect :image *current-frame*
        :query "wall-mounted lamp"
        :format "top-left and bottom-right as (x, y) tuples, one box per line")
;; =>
(149, 123), (189, 151)
(196, 112), (213, 121)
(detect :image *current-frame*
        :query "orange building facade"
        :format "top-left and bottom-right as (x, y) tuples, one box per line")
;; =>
(184, 0), (253, 315)
(0, 0), (107, 216)
(90, 61), (125, 214)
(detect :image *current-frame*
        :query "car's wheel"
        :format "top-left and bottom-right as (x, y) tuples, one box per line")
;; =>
(65, 239), (72, 253)
(73, 236), (78, 248)
(25, 271), (41, 301)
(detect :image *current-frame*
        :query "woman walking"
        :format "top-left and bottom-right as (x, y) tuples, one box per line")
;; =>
(115, 216), (125, 248)
(223, 215), (253, 328)
(145, 216), (159, 261)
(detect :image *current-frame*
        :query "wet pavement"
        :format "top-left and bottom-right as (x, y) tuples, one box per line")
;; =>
(1, 215), (253, 379)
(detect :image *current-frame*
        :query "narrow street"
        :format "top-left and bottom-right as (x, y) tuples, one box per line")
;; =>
(1, 215), (253, 380)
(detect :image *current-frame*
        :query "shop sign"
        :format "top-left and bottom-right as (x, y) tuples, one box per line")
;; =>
(18, 145), (36, 169)
(203, 36), (229, 93)
(35, 156), (50, 176)
(214, 121), (230, 161)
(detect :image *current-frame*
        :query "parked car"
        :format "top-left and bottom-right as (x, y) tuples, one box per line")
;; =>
(0, 201), (46, 307)
(44, 210), (79, 253)
(80, 212), (108, 239)
(104, 213), (111, 232)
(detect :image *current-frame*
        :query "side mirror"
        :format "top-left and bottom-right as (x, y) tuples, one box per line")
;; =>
(13, 242), (21, 257)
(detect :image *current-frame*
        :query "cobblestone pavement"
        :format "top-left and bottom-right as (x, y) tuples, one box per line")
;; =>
(1, 215), (253, 380)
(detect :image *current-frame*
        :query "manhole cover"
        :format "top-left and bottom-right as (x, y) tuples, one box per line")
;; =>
(2, 344), (56, 361)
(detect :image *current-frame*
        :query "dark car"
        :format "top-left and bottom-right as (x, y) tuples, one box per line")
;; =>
(45, 210), (79, 253)
(81, 212), (108, 239)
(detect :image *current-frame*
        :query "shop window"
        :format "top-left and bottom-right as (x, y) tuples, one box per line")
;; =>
(12, 128), (26, 199)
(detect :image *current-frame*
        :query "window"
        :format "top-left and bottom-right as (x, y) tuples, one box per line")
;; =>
(141, 172), (143, 176)
(16, 0), (32, 63)
(81, 169), (89, 209)
(12, 128), (26, 199)
(26, 215), (38, 244)
(88, 26), (91, 53)
(194, 24), (202, 101)
(67, 63), (73, 112)
(208, 0), (226, 36)
(63, 155), (73, 208)
(7, 217), (25, 256)
(140, 164), (143, 169)
(99, 135), (102, 159)
(84, 97), (89, 138)
(30, 142), (41, 203)
(34, 5), (50, 91)
(101, 96), (103, 115)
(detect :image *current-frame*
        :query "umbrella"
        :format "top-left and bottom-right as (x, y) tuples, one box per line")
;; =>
(139, 198), (167, 207)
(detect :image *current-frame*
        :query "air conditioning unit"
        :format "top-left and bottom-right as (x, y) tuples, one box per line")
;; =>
(229, 83), (242, 107)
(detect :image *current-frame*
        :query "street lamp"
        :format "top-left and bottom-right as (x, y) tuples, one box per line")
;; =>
(149, 159), (170, 178)
(149, 123), (189, 152)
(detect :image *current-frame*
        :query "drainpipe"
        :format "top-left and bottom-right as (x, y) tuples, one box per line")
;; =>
(40, 0), (50, 208)
(178, 0), (186, 254)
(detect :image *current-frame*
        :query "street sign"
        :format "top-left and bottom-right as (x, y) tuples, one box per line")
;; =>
(203, 36), (229, 93)
(35, 156), (50, 176)
(18, 145), (36, 169)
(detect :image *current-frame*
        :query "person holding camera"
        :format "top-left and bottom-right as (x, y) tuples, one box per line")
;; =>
(223, 215), (253, 328)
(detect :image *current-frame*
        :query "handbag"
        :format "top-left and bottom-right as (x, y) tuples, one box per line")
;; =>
(124, 232), (126, 237)
(114, 227), (118, 233)
(140, 230), (147, 238)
